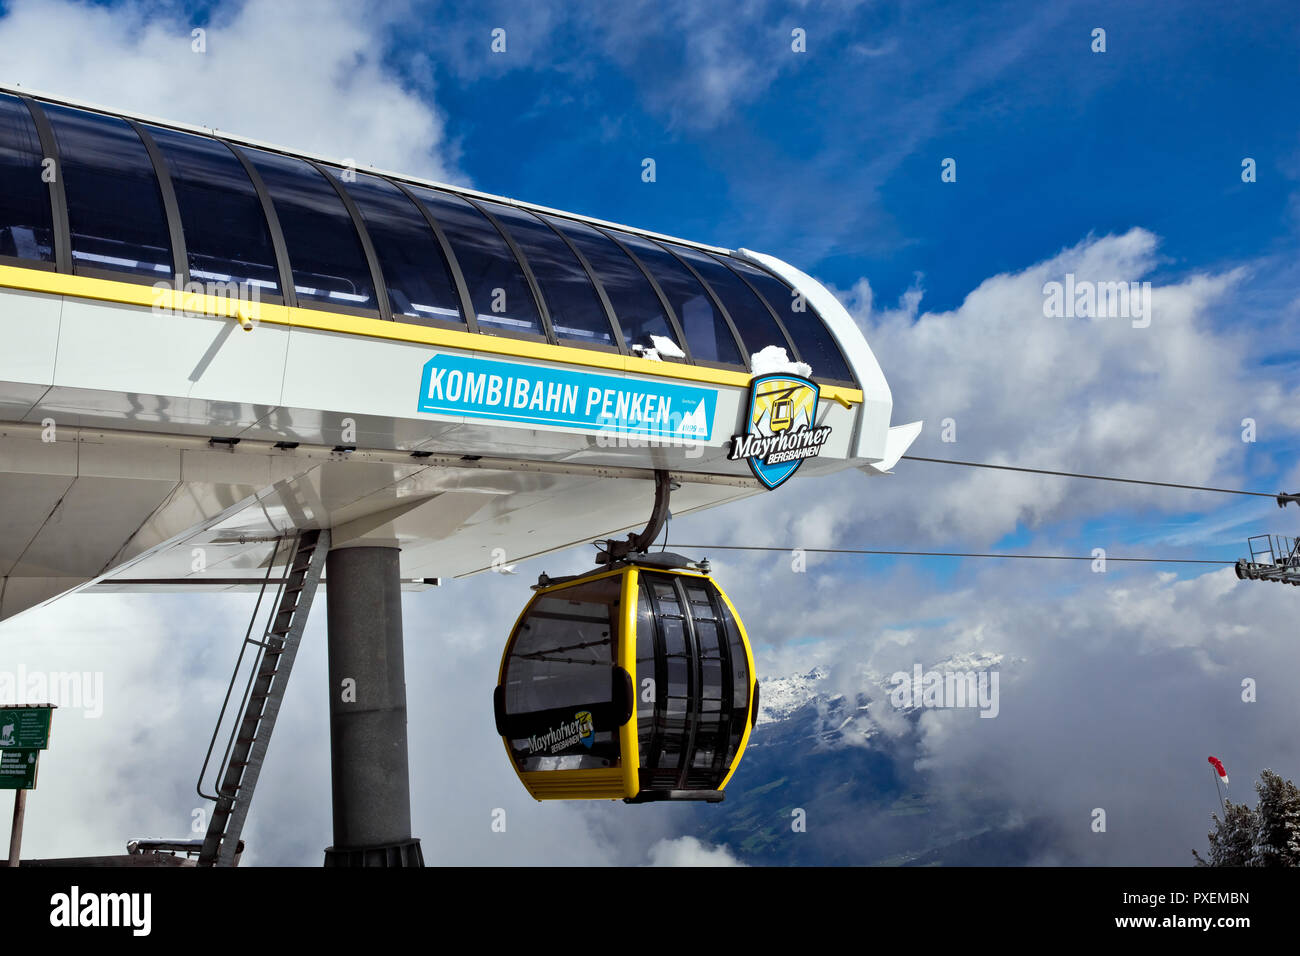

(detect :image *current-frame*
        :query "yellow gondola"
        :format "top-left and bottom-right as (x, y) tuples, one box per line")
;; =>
(492, 473), (758, 802)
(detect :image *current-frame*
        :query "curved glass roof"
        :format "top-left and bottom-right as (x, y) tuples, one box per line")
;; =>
(0, 90), (857, 387)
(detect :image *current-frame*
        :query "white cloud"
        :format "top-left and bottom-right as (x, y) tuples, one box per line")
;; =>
(896, 564), (1300, 864)
(0, 593), (242, 860)
(849, 229), (1300, 541)
(0, 0), (460, 183)
(673, 228), (1300, 565)
(645, 835), (747, 866)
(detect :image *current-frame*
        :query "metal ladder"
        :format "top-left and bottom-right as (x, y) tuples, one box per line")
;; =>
(196, 528), (330, 866)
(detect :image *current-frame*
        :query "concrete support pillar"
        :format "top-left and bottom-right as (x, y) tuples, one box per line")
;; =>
(323, 546), (423, 867)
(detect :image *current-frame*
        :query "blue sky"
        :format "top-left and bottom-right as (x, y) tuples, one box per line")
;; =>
(2, 0), (1294, 312)
(359, 1), (1300, 317)
(2, 0), (1299, 865)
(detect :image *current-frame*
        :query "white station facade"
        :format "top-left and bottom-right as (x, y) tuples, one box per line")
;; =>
(0, 84), (919, 624)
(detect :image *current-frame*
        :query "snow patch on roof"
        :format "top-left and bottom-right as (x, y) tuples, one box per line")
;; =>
(650, 335), (685, 359)
(630, 335), (686, 362)
(750, 345), (812, 379)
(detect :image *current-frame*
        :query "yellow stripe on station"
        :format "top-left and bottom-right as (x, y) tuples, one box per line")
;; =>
(0, 263), (864, 406)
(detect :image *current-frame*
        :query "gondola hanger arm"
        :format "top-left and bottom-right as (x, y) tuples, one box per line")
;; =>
(600, 470), (679, 564)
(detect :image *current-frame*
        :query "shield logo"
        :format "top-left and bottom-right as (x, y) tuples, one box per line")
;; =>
(730, 373), (828, 489)
(575, 711), (594, 748)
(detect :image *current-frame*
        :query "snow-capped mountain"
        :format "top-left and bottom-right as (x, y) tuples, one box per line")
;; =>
(754, 665), (876, 748)
(685, 651), (1045, 866)
(757, 665), (832, 723)
(753, 651), (1011, 750)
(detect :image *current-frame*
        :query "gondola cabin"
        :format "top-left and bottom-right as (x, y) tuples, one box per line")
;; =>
(770, 396), (795, 433)
(493, 555), (758, 802)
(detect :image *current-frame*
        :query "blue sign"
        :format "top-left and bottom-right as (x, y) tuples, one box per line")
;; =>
(417, 352), (716, 440)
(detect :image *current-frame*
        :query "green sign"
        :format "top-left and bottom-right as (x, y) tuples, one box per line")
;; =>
(0, 707), (52, 749)
(0, 749), (38, 789)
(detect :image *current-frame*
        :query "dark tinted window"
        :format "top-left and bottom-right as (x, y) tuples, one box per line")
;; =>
(244, 148), (375, 310)
(483, 202), (614, 347)
(0, 94), (54, 263)
(546, 217), (679, 355)
(616, 233), (743, 366)
(44, 103), (173, 279)
(684, 583), (729, 776)
(646, 577), (689, 776)
(635, 585), (657, 768)
(146, 126), (279, 296)
(409, 187), (543, 337)
(723, 256), (854, 383)
(671, 244), (794, 362)
(342, 173), (463, 326)
(503, 576), (622, 771)
(635, 572), (745, 790)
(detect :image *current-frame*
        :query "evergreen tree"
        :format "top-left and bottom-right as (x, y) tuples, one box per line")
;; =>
(1193, 800), (1255, 866)
(1248, 769), (1300, 867)
(1194, 769), (1300, 867)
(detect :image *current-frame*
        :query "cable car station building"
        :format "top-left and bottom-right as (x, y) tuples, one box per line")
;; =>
(0, 85), (918, 864)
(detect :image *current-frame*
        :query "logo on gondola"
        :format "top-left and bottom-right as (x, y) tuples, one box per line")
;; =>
(728, 374), (831, 489)
(575, 710), (594, 749)
(527, 712), (597, 755)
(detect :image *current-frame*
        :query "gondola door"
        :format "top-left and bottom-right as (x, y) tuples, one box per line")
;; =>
(634, 570), (753, 799)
